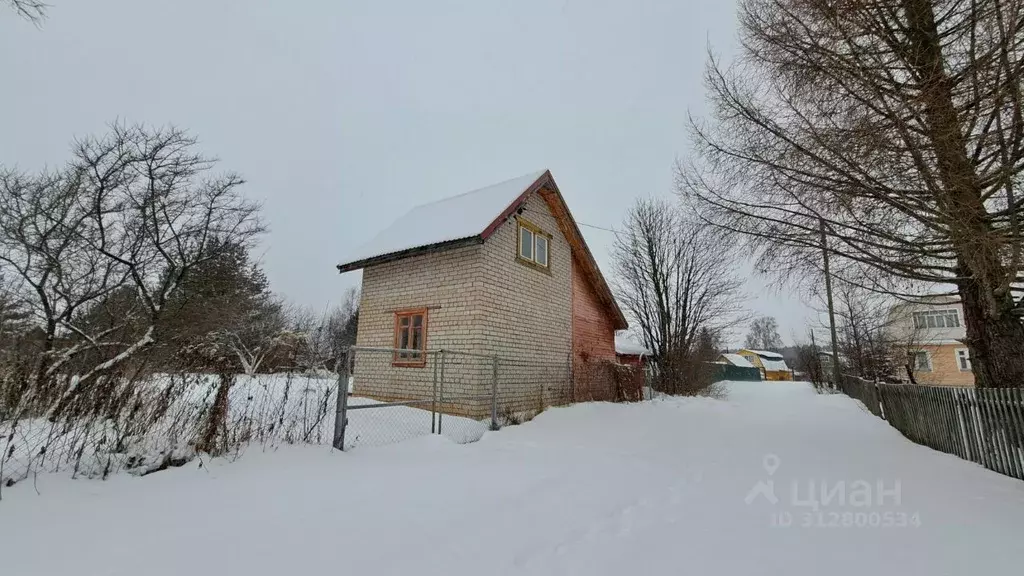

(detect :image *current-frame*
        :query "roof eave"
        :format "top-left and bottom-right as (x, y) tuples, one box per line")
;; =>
(480, 170), (553, 242)
(529, 176), (628, 330)
(337, 236), (484, 273)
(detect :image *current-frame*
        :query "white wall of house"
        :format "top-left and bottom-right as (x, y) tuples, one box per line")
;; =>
(887, 296), (966, 346)
(887, 296), (974, 386)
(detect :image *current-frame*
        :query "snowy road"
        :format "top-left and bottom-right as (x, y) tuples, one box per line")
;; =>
(2, 381), (1023, 575)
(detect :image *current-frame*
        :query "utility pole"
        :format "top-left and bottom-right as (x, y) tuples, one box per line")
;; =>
(809, 328), (818, 377)
(820, 218), (842, 387)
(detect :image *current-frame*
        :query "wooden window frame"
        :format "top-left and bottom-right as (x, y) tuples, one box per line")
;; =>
(516, 217), (552, 272)
(392, 308), (428, 367)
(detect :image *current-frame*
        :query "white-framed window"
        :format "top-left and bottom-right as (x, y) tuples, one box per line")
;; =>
(911, 350), (932, 372)
(912, 309), (960, 329)
(517, 218), (550, 269)
(955, 348), (972, 372)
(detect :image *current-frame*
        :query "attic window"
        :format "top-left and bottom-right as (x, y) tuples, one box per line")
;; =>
(517, 218), (550, 269)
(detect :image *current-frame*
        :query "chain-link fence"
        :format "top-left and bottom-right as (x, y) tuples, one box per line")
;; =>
(334, 346), (646, 450)
(335, 346), (578, 449)
(1, 346), (646, 491)
(0, 372), (343, 492)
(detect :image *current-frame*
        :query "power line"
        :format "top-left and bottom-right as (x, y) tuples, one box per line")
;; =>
(577, 221), (622, 236)
(519, 205), (622, 237)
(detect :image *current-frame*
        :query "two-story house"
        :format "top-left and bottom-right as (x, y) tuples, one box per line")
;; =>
(888, 295), (974, 386)
(336, 170), (628, 417)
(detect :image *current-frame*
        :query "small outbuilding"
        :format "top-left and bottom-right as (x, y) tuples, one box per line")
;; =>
(714, 353), (762, 381)
(615, 333), (651, 368)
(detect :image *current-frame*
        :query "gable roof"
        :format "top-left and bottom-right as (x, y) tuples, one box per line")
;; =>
(720, 353), (754, 368)
(761, 358), (790, 372)
(338, 171), (547, 268)
(741, 349), (784, 360)
(337, 170), (627, 329)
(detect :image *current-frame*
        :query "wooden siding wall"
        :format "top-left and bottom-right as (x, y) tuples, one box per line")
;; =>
(571, 257), (618, 401)
(572, 256), (617, 364)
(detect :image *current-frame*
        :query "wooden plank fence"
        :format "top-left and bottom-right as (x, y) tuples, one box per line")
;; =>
(836, 375), (1024, 481)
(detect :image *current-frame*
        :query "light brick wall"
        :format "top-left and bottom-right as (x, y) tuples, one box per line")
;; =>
(353, 190), (594, 417)
(353, 244), (488, 411)
(478, 192), (574, 412)
(912, 344), (975, 387)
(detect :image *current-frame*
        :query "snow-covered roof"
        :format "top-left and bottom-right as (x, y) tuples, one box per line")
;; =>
(337, 169), (628, 330)
(338, 170), (547, 270)
(744, 349), (784, 359)
(761, 358), (790, 372)
(720, 353), (755, 368)
(615, 334), (651, 356)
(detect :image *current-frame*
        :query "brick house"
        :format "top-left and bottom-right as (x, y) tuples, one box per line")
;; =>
(336, 170), (628, 417)
(887, 296), (974, 386)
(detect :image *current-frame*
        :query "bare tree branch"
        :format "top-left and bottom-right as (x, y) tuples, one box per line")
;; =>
(680, 0), (1024, 387)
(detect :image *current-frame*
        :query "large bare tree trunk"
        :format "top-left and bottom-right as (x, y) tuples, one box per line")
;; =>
(960, 279), (1024, 387)
(903, 0), (1024, 387)
(681, 0), (1024, 388)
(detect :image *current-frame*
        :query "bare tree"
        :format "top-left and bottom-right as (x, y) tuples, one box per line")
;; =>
(612, 198), (744, 392)
(215, 298), (288, 376)
(0, 123), (264, 416)
(6, 0), (45, 23)
(821, 281), (902, 382)
(744, 316), (783, 351)
(679, 0), (1024, 388)
(0, 169), (129, 396)
(291, 288), (360, 373)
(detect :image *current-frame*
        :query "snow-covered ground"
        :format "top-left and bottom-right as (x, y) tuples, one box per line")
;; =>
(2, 381), (1023, 575)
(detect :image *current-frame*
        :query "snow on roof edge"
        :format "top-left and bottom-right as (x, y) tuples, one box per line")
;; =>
(744, 349), (784, 359)
(338, 170), (548, 270)
(615, 333), (651, 356)
(720, 353), (754, 368)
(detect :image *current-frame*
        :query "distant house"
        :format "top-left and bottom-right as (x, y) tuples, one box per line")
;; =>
(719, 353), (755, 369)
(337, 170), (629, 417)
(713, 353), (762, 381)
(887, 296), (973, 386)
(614, 333), (651, 367)
(737, 349), (793, 381)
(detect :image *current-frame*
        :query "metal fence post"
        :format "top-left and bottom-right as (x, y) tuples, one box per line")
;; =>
(491, 356), (499, 430)
(332, 348), (352, 451)
(431, 350), (439, 434)
(437, 349), (446, 435)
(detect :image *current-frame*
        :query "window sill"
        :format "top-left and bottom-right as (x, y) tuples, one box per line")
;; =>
(516, 256), (551, 275)
(392, 358), (426, 368)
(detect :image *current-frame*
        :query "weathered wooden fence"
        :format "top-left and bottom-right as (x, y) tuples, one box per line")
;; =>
(836, 376), (1024, 481)
(836, 375), (883, 417)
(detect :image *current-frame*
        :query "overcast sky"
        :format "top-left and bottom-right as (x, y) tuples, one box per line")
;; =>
(0, 0), (820, 346)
